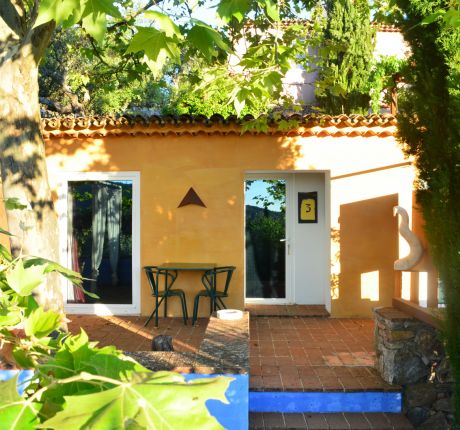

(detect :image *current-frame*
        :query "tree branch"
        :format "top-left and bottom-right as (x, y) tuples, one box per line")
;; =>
(108, 0), (158, 31)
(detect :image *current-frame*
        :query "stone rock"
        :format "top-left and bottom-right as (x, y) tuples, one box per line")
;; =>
(436, 359), (454, 383)
(415, 329), (441, 359)
(417, 412), (449, 430)
(406, 406), (430, 426)
(391, 349), (428, 385)
(151, 335), (174, 351)
(385, 329), (416, 342)
(405, 383), (437, 408)
(433, 397), (452, 412)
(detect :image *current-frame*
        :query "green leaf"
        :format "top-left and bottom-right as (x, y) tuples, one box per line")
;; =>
(39, 372), (232, 430)
(34, 0), (83, 28)
(4, 198), (28, 211)
(127, 27), (181, 72)
(0, 376), (38, 429)
(0, 243), (13, 262)
(83, 0), (121, 19)
(143, 11), (182, 38)
(231, 88), (250, 115)
(0, 308), (21, 327)
(187, 22), (230, 61)
(263, 71), (283, 92)
(421, 10), (445, 25)
(81, 10), (107, 44)
(217, 0), (250, 23)
(259, 0), (280, 21)
(6, 260), (46, 297)
(24, 307), (61, 338)
(12, 348), (35, 369)
(23, 257), (83, 287)
(80, 0), (122, 44)
(0, 226), (13, 236)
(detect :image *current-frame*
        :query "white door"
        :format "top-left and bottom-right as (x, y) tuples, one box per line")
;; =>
(244, 174), (293, 304)
(56, 172), (141, 315)
(244, 172), (329, 306)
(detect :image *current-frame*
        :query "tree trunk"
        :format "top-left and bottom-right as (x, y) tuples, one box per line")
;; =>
(0, 13), (63, 311)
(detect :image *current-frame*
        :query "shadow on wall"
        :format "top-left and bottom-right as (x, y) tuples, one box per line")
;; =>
(332, 194), (398, 317)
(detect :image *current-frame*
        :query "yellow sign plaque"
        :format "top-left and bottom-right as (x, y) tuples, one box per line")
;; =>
(298, 192), (318, 223)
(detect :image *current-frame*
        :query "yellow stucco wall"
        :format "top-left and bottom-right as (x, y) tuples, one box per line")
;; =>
(45, 132), (415, 318)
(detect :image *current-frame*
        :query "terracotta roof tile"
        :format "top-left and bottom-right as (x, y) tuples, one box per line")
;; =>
(269, 19), (400, 33)
(40, 113), (397, 139)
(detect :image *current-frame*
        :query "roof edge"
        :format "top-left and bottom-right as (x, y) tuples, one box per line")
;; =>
(41, 113), (398, 139)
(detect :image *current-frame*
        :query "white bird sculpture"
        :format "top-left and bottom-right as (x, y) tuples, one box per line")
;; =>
(393, 205), (424, 270)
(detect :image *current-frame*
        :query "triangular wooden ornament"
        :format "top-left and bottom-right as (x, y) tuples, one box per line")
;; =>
(178, 187), (206, 208)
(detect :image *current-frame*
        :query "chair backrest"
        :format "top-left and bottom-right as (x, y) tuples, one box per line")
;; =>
(143, 266), (177, 296)
(202, 266), (236, 295)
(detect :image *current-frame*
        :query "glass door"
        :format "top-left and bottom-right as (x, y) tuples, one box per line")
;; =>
(245, 177), (290, 301)
(57, 172), (140, 315)
(67, 180), (132, 305)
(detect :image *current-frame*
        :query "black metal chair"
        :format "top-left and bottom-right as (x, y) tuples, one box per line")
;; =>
(144, 266), (188, 327)
(192, 266), (236, 325)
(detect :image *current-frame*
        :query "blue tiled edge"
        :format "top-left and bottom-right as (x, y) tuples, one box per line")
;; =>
(184, 374), (249, 430)
(249, 391), (401, 413)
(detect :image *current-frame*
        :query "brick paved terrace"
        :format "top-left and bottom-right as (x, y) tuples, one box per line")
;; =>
(67, 314), (387, 392)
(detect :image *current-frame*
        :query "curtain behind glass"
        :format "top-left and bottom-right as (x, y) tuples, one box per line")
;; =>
(107, 186), (122, 286)
(91, 184), (107, 292)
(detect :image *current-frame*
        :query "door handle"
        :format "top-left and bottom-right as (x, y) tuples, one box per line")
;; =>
(280, 238), (291, 255)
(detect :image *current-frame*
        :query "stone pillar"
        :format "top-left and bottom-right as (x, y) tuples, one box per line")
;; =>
(374, 307), (453, 428)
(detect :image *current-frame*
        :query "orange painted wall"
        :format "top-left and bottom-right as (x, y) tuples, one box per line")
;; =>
(45, 132), (417, 318)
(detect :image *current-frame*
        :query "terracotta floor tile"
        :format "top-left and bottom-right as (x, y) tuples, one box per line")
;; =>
(304, 414), (329, 429)
(249, 412), (265, 430)
(69, 314), (387, 393)
(281, 375), (304, 390)
(384, 413), (414, 429)
(325, 413), (350, 429)
(263, 375), (283, 390)
(262, 412), (285, 429)
(343, 413), (372, 429)
(364, 413), (392, 429)
(283, 413), (307, 429)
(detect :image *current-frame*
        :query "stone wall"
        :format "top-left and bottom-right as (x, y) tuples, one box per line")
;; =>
(374, 307), (454, 429)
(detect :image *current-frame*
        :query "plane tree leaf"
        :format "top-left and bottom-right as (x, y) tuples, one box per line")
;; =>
(127, 27), (181, 71)
(143, 11), (182, 38)
(39, 372), (232, 430)
(0, 376), (39, 430)
(4, 198), (28, 211)
(6, 260), (46, 297)
(81, 0), (122, 44)
(217, 0), (250, 23)
(259, 0), (280, 21)
(23, 257), (83, 288)
(35, 0), (83, 28)
(187, 21), (230, 61)
(24, 307), (61, 338)
(36, 0), (121, 43)
(0, 307), (21, 327)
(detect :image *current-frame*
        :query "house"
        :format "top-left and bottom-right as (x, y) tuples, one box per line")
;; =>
(40, 113), (435, 319)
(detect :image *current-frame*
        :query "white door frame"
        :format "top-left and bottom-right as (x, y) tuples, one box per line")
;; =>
(56, 171), (141, 315)
(244, 170), (331, 311)
(244, 173), (294, 304)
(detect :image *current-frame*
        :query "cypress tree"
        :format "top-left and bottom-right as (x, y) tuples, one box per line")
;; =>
(395, 0), (460, 423)
(317, 0), (375, 114)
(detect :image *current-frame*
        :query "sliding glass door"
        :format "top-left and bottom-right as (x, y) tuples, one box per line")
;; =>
(58, 172), (140, 315)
